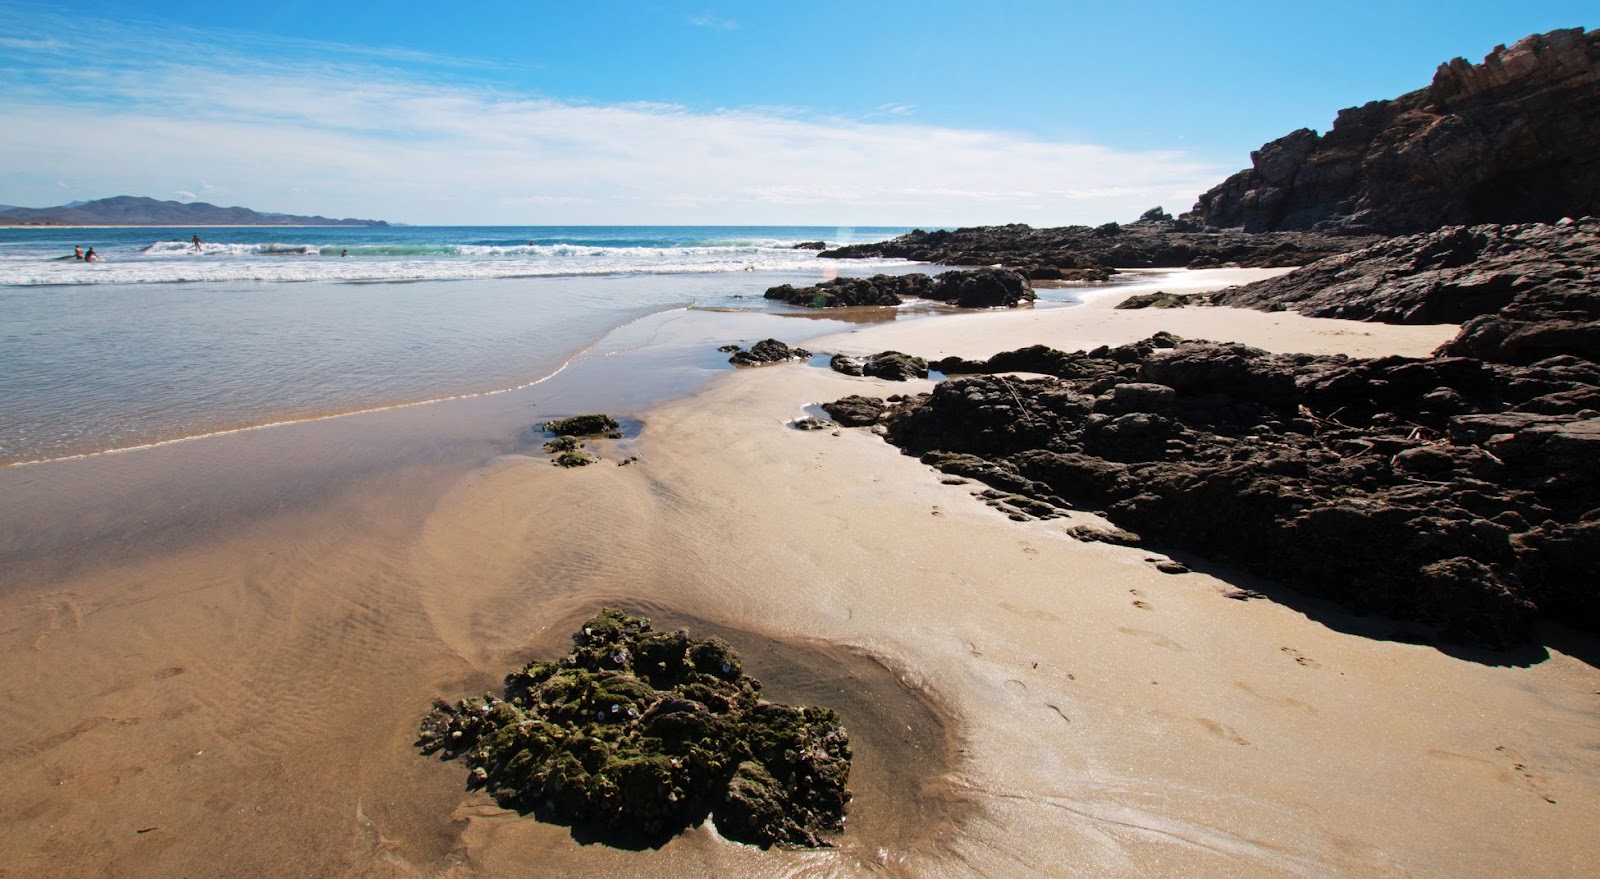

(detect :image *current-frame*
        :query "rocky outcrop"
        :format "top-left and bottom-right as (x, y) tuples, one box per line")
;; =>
(839, 336), (1600, 648)
(792, 241), (827, 250)
(1206, 218), (1600, 364)
(722, 339), (812, 366)
(1115, 291), (1195, 310)
(820, 395), (888, 427)
(861, 351), (928, 381)
(764, 274), (932, 307)
(1188, 29), (1600, 233)
(764, 270), (1034, 309)
(921, 268), (1034, 307)
(419, 610), (851, 848)
(821, 223), (1365, 272)
(544, 414), (621, 436)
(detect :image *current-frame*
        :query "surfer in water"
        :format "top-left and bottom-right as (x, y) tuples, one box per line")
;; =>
(74, 246), (84, 260)
(84, 247), (99, 262)
(191, 234), (202, 253)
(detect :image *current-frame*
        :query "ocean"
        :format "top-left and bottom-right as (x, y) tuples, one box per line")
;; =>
(0, 225), (939, 466)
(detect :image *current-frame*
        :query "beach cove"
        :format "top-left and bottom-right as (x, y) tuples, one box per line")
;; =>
(2, 264), (1597, 879)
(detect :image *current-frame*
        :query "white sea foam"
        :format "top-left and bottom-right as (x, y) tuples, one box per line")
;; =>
(1, 240), (909, 285)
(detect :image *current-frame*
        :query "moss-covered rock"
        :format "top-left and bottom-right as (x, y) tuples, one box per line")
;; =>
(543, 435), (584, 453)
(554, 450), (600, 467)
(418, 610), (852, 848)
(545, 414), (620, 436)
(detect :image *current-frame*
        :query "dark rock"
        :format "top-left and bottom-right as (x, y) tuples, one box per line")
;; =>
(925, 268), (1035, 308)
(1094, 383), (1177, 415)
(791, 417), (835, 430)
(861, 351), (928, 382)
(792, 241), (827, 250)
(1116, 291), (1197, 310)
(857, 335), (1600, 648)
(1206, 221), (1600, 357)
(828, 353), (864, 376)
(820, 395), (887, 427)
(931, 336), (1181, 379)
(821, 224), (1364, 272)
(1064, 525), (1143, 545)
(763, 274), (932, 308)
(1153, 560), (1191, 574)
(545, 414), (621, 436)
(726, 339), (812, 366)
(765, 269), (1036, 309)
(1188, 29), (1600, 233)
(418, 610), (851, 849)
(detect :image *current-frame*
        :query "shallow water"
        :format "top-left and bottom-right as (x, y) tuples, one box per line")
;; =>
(0, 265), (931, 465)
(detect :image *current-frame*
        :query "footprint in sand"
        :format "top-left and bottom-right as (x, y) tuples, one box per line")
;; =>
(1194, 717), (1251, 745)
(21, 594), (86, 651)
(1280, 646), (1320, 668)
(1496, 745), (1558, 804)
(1429, 746), (1558, 804)
(1234, 680), (1319, 715)
(999, 601), (1060, 623)
(1117, 626), (1181, 650)
(1131, 599), (1152, 610)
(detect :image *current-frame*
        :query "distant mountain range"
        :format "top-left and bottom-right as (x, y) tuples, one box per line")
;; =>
(0, 196), (388, 227)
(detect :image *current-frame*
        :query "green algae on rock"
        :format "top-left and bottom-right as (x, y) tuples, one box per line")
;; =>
(544, 414), (620, 436)
(543, 435), (584, 453)
(418, 610), (852, 848)
(553, 450), (600, 467)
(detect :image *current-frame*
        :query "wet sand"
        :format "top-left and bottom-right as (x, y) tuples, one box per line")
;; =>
(2, 270), (1597, 878)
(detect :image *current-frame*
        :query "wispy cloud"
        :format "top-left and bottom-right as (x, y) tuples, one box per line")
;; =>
(688, 13), (739, 30)
(175, 190), (197, 201)
(0, 12), (1224, 225)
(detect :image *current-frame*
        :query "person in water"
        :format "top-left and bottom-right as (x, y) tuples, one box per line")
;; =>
(341, 249), (349, 257)
(191, 234), (202, 252)
(74, 246), (84, 260)
(84, 247), (99, 262)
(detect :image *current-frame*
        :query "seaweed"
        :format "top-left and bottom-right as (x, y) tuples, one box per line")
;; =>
(543, 435), (584, 453)
(418, 609), (852, 848)
(544, 414), (620, 436)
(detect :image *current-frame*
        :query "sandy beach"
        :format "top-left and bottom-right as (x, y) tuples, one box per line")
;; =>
(2, 270), (1597, 879)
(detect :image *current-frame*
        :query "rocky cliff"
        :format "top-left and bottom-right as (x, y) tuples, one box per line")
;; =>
(1203, 218), (1600, 365)
(1187, 28), (1600, 234)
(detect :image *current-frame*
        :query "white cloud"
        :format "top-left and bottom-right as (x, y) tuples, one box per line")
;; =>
(0, 20), (1226, 225)
(688, 14), (739, 30)
(175, 190), (197, 200)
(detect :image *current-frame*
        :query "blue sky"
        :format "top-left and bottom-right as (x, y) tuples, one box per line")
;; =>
(0, 1), (1593, 225)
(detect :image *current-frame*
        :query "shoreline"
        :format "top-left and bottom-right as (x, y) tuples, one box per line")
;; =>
(2, 268), (1596, 877)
